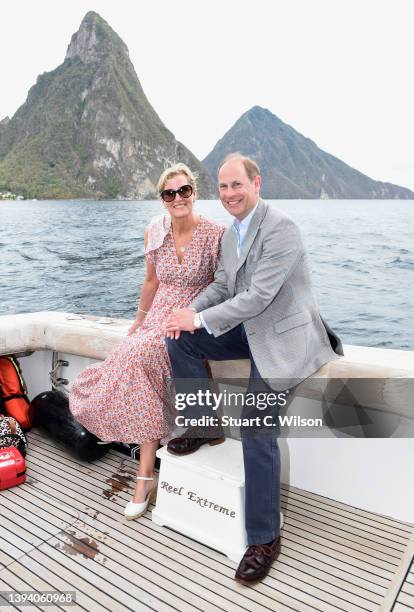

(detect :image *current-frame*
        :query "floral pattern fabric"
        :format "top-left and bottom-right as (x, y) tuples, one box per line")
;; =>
(69, 216), (225, 444)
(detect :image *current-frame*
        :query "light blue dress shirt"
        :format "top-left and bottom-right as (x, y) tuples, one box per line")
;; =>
(232, 202), (259, 257)
(199, 201), (259, 333)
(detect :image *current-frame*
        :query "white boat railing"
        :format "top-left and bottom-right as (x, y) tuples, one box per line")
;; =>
(1, 310), (413, 416)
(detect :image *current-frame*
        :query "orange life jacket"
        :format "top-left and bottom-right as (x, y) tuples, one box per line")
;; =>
(0, 356), (33, 430)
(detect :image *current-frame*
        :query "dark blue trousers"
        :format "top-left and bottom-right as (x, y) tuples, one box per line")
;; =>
(166, 325), (281, 545)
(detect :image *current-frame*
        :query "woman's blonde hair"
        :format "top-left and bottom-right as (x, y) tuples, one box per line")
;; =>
(157, 163), (198, 195)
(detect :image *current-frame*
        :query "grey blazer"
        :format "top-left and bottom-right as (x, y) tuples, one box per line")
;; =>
(190, 199), (343, 389)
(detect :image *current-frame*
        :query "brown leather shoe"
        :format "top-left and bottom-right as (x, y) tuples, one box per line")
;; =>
(235, 536), (281, 585)
(167, 436), (225, 456)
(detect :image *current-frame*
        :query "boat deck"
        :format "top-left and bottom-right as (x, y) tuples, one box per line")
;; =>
(394, 560), (414, 611)
(0, 430), (413, 612)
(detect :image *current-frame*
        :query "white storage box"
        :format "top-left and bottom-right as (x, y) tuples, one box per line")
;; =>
(152, 439), (283, 562)
(152, 439), (247, 561)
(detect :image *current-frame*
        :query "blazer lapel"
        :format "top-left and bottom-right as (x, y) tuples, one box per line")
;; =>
(225, 229), (238, 296)
(226, 200), (267, 296)
(235, 199), (266, 274)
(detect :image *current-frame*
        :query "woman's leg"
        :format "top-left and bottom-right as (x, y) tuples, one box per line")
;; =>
(133, 439), (159, 502)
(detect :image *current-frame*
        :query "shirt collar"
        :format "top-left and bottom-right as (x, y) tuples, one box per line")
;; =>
(233, 200), (259, 231)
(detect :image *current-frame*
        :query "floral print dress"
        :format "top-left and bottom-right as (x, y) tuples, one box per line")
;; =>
(69, 215), (225, 444)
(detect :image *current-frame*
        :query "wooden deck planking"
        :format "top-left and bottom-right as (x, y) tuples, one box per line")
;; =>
(29, 436), (414, 608)
(1, 430), (413, 611)
(1, 492), (206, 612)
(26, 436), (401, 580)
(280, 494), (408, 550)
(280, 507), (404, 562)
(6, 554), (111, 612)
(281, 485), (413, 535)
(16, 479), (321, 612)
(26, 432), (414, 604)
(394, 561), (414, 610)
(20, 459), (302, 610)
(0, 565), (54, 612)
(28, 432), (410, 552)
(9, 450), (288, 612)
(29, 436), (406, 550)
(30, 428), (410, 547)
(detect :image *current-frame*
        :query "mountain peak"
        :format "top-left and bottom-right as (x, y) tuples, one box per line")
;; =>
(0, 12), (214, 199)
(242, 105), (285, 128)
(65, 11), (128, 63)
(83, 10), (103, 22)
(246, 105), (269, 116)
(203, 107), (414, 199)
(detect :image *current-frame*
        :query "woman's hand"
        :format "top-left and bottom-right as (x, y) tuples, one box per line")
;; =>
(128, 319), (142, 336)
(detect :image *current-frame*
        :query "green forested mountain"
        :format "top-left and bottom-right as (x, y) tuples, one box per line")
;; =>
(0, 12), (215, 200)
(203, 106), (414, 199)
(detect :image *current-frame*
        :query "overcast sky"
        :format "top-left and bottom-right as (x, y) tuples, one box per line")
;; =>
(1, 0), (413, 190)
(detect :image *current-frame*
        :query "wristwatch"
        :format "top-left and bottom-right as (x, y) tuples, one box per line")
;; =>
(193, 313), (203, 329)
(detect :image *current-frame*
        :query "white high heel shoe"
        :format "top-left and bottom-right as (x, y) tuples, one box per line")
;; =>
(124, 476), (157, 520)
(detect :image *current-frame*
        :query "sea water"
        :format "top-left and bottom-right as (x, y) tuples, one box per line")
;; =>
(1, 199), (413, 350)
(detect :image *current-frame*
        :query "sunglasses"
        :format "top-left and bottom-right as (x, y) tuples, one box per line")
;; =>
(160, 184), (193, 203)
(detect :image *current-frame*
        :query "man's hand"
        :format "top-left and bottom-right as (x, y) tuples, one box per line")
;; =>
(166, 308), (196, 340)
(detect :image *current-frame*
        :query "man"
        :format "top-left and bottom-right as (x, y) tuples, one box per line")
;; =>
(165, 153), (343, 584)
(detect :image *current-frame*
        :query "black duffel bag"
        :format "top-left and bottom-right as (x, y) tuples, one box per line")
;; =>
(31, 391), (110, 462)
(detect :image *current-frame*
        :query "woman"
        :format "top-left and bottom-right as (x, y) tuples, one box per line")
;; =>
(70, 164), (225, 520)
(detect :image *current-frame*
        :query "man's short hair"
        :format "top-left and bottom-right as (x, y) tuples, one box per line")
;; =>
(218, 153), (261, 181)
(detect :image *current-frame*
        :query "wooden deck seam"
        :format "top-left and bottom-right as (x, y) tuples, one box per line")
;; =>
(26, 547), (138, 612)
(7, 430), (411, 612)
(17, 468), (392, 604)
(280, 510), (405, 558)
(0, 564), (55, 612)
(24, 446), (406, 572)
(2, 518), (216, 612)
(276, 553), (384, 605)
(21, 456), (378, 608)
(53, 513), (285, 612)
(281, 483), (414, 532)
(24, 449), (401, 584)
(30, 430), (413, 532)
(281, 495), (410, 545)
(379, 534), (414, 612)
(393, 560), (414, 611)
(19, 484), (387, 609)
(266, 569), (373, 612)
(30, 543), (164, 612)
(39, 536), (246, 612)
(5, 555), (105, 612)
(25, 456), (398, 584)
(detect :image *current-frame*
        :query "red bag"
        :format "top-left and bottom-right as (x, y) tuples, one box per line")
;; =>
(0, 356), (33, 430)
(0, 446), (26, 490)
